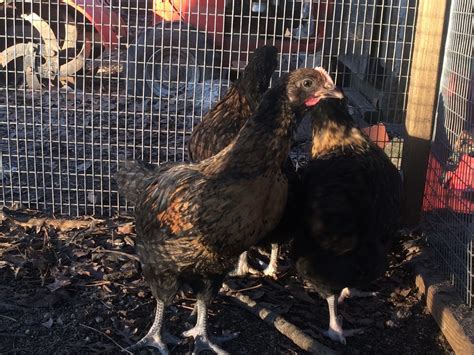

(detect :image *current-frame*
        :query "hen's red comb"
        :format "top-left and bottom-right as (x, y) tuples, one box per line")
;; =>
(314, 67), (334, 85)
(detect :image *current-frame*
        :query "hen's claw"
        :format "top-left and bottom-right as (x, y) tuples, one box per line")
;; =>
(323, 327), (364, 345)
(338, 287), (379, 304)
(192, 335), (229, 355)
(262, 263), (279, 279)
(184, 327), (238, 343)
(183, 328), (237, 354)
(184, 299), (237, 354)
(127, 299), (170, 354)
(127, 334), (169, 354)
(228, 251), (260, 277)
(323, 327), (346, 345)
(259, 243), (281, 279)
(324, 295), (364, 345)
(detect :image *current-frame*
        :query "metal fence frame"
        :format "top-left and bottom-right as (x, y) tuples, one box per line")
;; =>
(422, 0), (473, 307)
(0, 0), (417, 216)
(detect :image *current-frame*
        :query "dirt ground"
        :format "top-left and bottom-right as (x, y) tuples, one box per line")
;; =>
(0, 207), (453, 354)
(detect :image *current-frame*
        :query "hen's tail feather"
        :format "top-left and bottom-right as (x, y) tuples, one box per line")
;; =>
(116, 160), (156, 204)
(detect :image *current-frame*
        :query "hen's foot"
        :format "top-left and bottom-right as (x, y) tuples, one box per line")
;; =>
(127, 299), (170, 354)
(338, 287), (378, 304)
(323, 326), (364, 345)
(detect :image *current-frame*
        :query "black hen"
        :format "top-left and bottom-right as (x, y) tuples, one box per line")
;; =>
(116, 68), (329, 354)
(293, 92), (402, 344)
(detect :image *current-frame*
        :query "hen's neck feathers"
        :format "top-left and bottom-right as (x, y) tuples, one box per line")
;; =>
(235, 77), (266, 111)
(310, 103), (370, 159)
(204, 83), (297, 176)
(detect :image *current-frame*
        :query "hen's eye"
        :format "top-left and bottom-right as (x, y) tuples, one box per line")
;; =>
(303, 79), (313, 88)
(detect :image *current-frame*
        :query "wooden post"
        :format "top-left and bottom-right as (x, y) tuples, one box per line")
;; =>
(401, 0), (450, 226)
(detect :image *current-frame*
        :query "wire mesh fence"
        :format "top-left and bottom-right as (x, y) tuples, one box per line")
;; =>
(0, 0), (416, 215)
(422, 0), (473, 307)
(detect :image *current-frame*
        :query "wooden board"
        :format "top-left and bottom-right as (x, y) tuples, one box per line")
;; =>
(401, 0), (450, 225)
(414, 269), (474, 355)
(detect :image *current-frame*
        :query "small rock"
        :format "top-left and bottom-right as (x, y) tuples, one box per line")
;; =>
(24, 329), (31, 335)
(85, 336), (91, 342)
(57, 315), (64, 325)
(70, 313), (76, 320)
(396, 309), (412, 319)
(112, 239), (124, 247)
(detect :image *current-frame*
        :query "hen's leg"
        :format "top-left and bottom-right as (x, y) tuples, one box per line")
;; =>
(262, 243), (280, 278)
(183, 299), (236, 355)
(228, 251), (259, 277)
(323, 294), (363, 345)
(127, 299), (169, 354)
(338, 287), (378, 304)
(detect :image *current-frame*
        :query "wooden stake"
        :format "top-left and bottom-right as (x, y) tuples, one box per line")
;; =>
(222, 283), (337, 355)
(401, 0), (450, 225)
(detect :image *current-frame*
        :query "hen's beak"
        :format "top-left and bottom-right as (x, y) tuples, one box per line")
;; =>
(305, 86), (344, 107)
(318, 86), (344, 100)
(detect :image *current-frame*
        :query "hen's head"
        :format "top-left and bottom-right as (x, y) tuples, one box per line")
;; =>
(286, 67), (343, 109)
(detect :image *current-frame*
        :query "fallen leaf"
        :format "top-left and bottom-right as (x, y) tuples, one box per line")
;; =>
(47, 277), (71, 292)
(116, 223), (134, 235)
(41, 318), (53, 328)
(3, 254), (27, 267)
(73, 249), (90, 258)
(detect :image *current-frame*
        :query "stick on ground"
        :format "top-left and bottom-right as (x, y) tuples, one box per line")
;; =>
(222, 283), (337, 355)
(79, 323), (132, 354)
